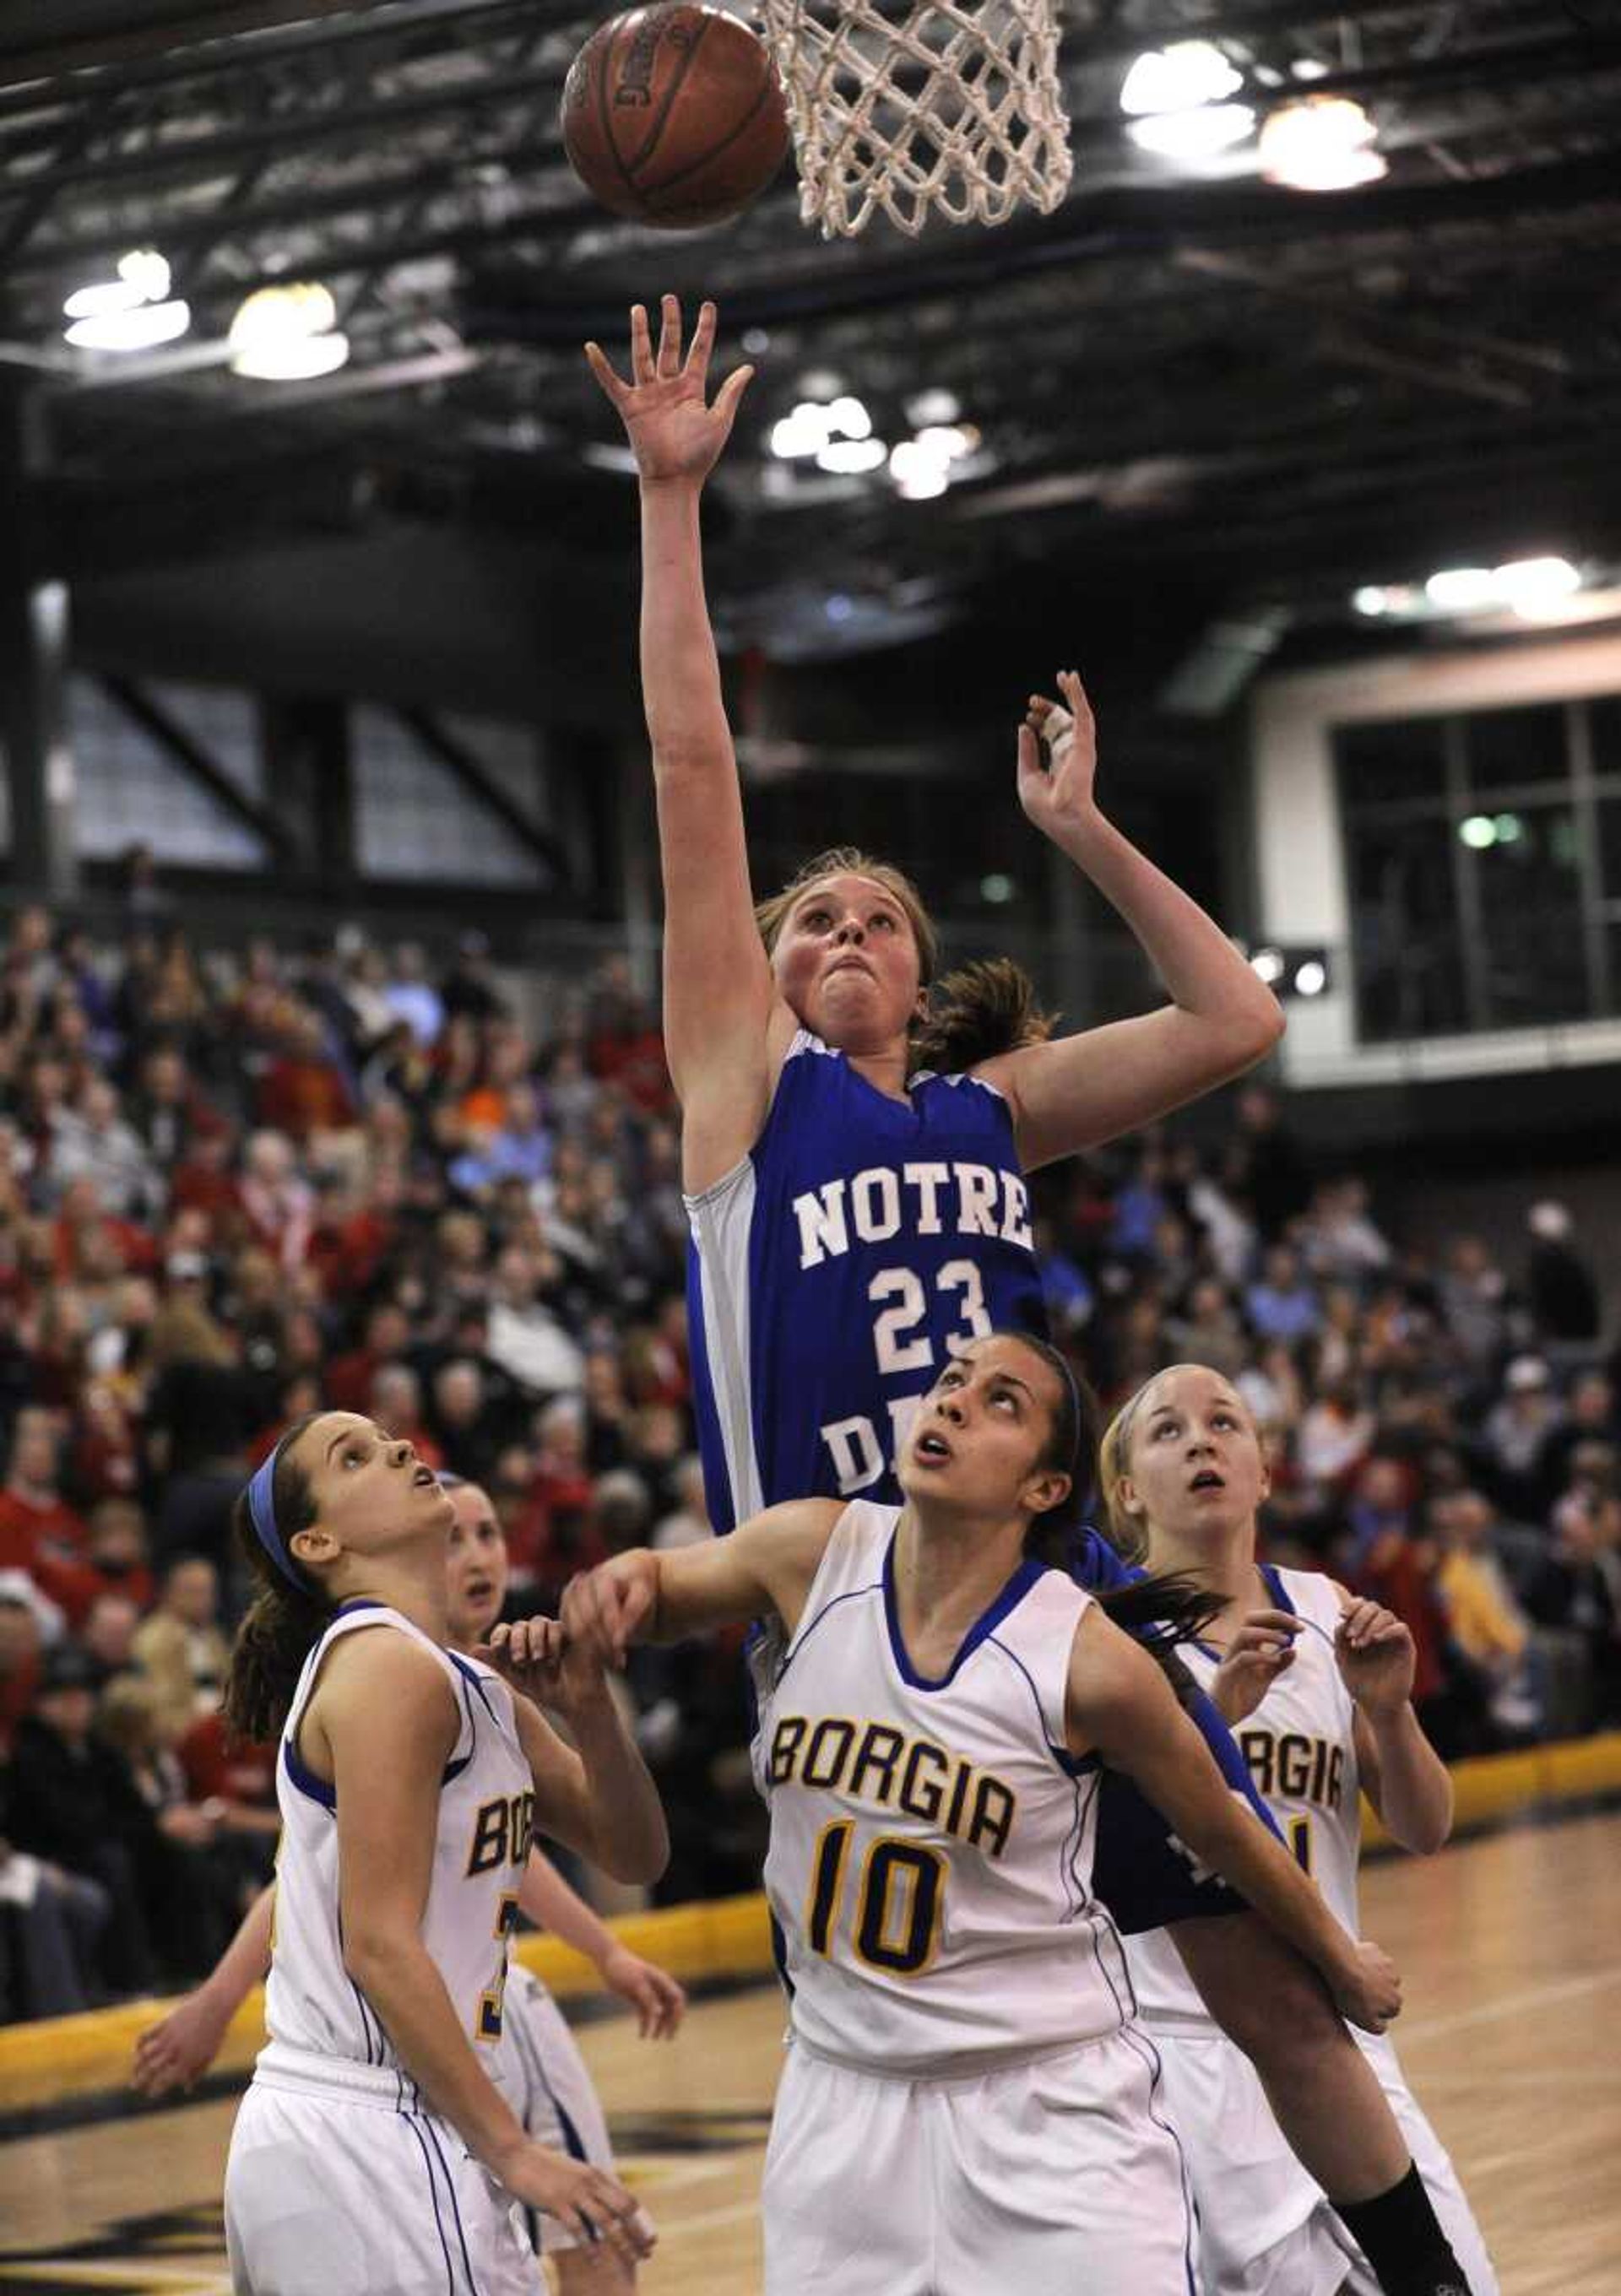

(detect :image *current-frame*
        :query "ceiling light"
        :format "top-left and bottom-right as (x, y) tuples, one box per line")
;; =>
(230, 282), (347, 381)
(1120, 41), (1241, 116)
(1293, 959), (1327, 997)
(63, 246), (176, 333)
(64, 301), (191, 352)
(1493, 813), (1524, 844)
(889, 440), (951, 499)
(1260, 95), (1385, 191)
(827, 394), (871, 441)
(1494, 555), (1581, 619)
(1128, 105), (1255, 159)
(816, 437), (887, 475)
(1289, 57), (1331, 82)
(1250, 947), (1286, 984)
(230, 330), (350, 382)
(1425, 566), (1499, 613)
(980, 875), (1016, 903)
(770, 406), (834, 458)
(1353, 586), (1391, 616)
(905, 387), (960, 427)
(914, 424), (977, 463)
(1459, 815), (1498, 850)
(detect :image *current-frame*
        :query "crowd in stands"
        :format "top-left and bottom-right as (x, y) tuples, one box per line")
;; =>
(0, 901), (1616, 2022)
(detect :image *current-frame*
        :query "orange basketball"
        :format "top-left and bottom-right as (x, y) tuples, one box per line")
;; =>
(561, 3), (790, 230)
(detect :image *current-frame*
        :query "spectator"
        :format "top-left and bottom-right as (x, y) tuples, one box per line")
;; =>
(485, 1245), (585, 1400)
(0, 1574), (54, 1758)
(382, 940), (444, 1048)
(653, 1454), (711, 1551)
(1299, 1177), (1391, 1285)
(0, 1407), (89, 1591)
(80, 1590), (142, 1679)
(130, 1555), (230, 1738)
(1233, 1084), (1312, 1240)
(1483, 1356), (1564, 1520)
(46, 1078), (162, 1224)
(1431, 1490), (1542, 1740)
(1245, 1245), (1321, 1345)
(1525, 1199), (1602, 1346)
(1533, 1370), (1619, 1518)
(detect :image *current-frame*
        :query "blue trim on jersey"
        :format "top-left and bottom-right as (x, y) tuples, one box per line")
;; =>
(881, 1531), (1044, 1691)
(420, 2114), (482, 2293)
(281, 1735), (335, 1810)
(335, 1597), (386, 1615)
(1260, 1562), (1296, 1614)
(1119, 2023), (1200, 2296)
(984, 1630), (1096, 1778)
(402, 2113), (458, 2295)
(774, 1580), (886, 1695)
(1068, 1524), (1135, 1592)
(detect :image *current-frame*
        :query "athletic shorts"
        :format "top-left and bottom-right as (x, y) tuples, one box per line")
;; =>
(225, 2046), (535, 2296)
(1143, 2019), (1499, 2296)
(497, 1967), (623, 2257)
(762, 2026), (1199, 2296)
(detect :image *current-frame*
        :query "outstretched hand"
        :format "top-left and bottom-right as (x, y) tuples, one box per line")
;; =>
(585, 295), (754, 488)
(1017, 669), (1101, 842)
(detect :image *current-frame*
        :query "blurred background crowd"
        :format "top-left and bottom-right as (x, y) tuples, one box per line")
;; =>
(0, 903), (1616, 2023)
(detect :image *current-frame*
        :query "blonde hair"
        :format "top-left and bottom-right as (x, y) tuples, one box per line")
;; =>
(756, 846), (1054, 1075)
(1099, 1363), (1264, 1562)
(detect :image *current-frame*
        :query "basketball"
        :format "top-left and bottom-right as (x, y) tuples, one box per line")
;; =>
(561, 3), (790, 230)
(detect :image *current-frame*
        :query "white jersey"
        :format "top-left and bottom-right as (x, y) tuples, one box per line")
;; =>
(266, 1600), (534, 2076)
(757, 1499), (1133, 2077)
(1127, 1564), (1358, 2026)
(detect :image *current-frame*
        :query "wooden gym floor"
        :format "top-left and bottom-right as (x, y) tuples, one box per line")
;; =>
(1, 1806), (1617, 2294)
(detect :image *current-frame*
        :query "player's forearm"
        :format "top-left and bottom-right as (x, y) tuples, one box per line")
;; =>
(638, 481), (734, 771)
(518, 1850), (620, 1964)
(1056, 809), (1283, 1055)
(1171, 1782), (1358, 1990)
(1366, 1705), (1453, 1855)
(196, 1882), (276, 2014)
(342, 1930), (529, 2174)
(566, 1690), (670, 1886)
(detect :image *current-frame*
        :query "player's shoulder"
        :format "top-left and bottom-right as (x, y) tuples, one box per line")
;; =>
(314, 1611), (458, 1703)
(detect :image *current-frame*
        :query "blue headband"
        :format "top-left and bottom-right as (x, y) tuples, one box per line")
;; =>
(246, 1440), (308, 1592)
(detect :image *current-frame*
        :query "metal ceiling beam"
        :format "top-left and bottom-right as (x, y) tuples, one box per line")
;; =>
(95, 669), (290, 854)
(0, 2), (383, 89)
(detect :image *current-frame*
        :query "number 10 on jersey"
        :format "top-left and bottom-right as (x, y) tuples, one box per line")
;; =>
(806, 1821), (946, 1977)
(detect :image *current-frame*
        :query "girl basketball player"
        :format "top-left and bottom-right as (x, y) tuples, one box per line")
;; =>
(586, 295), (1473, 2296)
(138, 1474), (681, 2292)
(518, 1332), (1402, 2296)
(1105, 1362), (1498, 2296)
(219, 1415), (659, 2292)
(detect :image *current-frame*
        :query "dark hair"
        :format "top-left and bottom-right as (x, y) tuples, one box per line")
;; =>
(223, 1415), (328, 1743)
(756, 849), (1053, 1075)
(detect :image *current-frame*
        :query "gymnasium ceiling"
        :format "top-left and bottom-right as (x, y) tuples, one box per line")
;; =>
(2, 0), (1620, 693)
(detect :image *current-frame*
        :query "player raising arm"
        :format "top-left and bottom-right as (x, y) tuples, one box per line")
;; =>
(502, 1333), (1398, 2296)
(218, 1416), (660, 2291)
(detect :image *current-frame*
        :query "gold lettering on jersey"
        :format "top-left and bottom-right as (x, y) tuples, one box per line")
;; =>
(1238, 1729), (1344, 1813)
(770, 1714), (1017, 1860)
(465, 1789), (536, 1877)
(792, 1162), (1033, 1270)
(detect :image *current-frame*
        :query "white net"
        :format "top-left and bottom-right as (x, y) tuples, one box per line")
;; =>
(755, 0), (1073, 238)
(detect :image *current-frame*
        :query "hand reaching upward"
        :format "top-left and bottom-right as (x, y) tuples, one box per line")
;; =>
(585, 295), (754, 489)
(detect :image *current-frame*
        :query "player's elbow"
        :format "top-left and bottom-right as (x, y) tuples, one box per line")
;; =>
(1393, 1796), (1454, 1858)
(340, 1920), (418, 1994)
(594, 1811), (670, 1889)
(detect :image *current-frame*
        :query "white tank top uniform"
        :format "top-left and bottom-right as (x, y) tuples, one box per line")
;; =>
(1125, 1564), (1499, 2296)
(224, 1602), (540, 2296)
(756, 1500), (1199, 2296)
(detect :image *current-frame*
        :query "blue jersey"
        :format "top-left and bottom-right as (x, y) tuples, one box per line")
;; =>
(686, 1030), (1045, 1532)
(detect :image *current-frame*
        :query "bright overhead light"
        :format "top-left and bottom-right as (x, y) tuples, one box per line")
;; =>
(1494, 813), (1524, 844)
(63, 246), (176, 333)
(229, 282), (346, 381)
(770, 408), (832, 458)
(914, 423), (977, 463)
(1353, 586), (1391, 616)
(827, 394), (871, 441)
(1128, 104), (1255, 159)
(1293, 959), (1327, 997)
(1494, 555), (1581, 619)
(1260, 95), (1385, 191)
(816, 437), (888, 475)
(905, 387), (960, 427)
(889, 441), (951, 499)
(1460, 815), (1498, 850)
(1425, 566), (1499, 613)
(1250, 947), (1286, 984)
(231, 330), (350, 382)
(64, 301), (192, 352)
(1120, 41), (1242, 116)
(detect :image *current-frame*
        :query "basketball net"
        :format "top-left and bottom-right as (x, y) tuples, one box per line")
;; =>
(755, 0), (1072, 238)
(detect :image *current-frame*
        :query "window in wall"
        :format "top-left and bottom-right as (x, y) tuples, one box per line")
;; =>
(67, 678), (267, 867)
(1334, 695), (1621, 1042)
(353, 708), (542, 886)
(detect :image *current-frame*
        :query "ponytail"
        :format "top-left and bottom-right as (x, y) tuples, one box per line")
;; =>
(912, 958), (1054, 1076)
(224, 1416), (330, 1743)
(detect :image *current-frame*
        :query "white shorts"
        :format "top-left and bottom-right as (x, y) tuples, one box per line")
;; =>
(1144, 2021), (1498, 2296)
(496, 1968), (618, 2257)
(762, 2025), (1199, 2296)
(225, 2047), (536, 2296)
